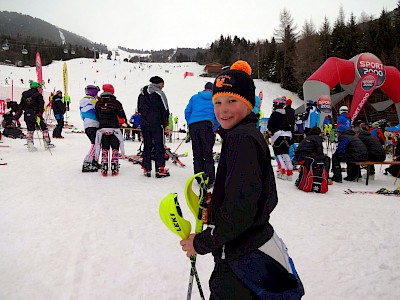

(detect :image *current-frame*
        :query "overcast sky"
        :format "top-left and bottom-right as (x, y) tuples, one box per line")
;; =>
(1, 0), (397, 51)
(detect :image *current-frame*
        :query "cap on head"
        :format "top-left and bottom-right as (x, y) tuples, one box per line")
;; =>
(286, 99), (292, 106)
(30, 81), (42, 89)
(204, 82), (213, 91)
(150, 76), (164, 85)
(102, 84), (114, 94)
(212, 60), (255, 110)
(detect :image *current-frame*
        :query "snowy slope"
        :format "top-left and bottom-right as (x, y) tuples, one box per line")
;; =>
(0, 57), (399, 300)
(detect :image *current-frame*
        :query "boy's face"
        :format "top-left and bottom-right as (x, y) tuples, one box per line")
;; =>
(213, 95), (251, 129)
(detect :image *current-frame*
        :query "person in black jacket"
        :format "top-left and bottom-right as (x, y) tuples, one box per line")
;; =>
(331, 125), (368, 182)
(295, 126), (324, 164)
(95, 84), (127, 176)
(20, 81), (54, 151)
(285, 98), (296, 138)
(180, 60), (304, 299)
(356, 129), (386, 180)
(52, 90), (66, 138)
(268, 98), (294, 181)
(137, 76), (170, 178)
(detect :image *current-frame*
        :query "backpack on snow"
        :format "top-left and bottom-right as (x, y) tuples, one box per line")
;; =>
(295, 156), (330, 193)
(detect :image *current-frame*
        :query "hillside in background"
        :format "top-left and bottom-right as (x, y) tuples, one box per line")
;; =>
(0, 11), (108, 66)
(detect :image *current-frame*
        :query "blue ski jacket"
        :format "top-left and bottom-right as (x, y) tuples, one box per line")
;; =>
(184, 90), (219, 130)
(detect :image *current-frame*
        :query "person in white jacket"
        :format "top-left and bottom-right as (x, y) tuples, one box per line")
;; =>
(79, 85), (100, 172)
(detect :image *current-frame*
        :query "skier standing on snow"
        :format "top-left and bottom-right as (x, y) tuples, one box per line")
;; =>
(180, 60), (304, 299)
(95, 84), (127, 176)
(79, 85), (101, 172)
(20, 81), (55, 152)
(184, 82), (219, 188)
(52, 90), (66, 138)
(137, 76), (170, 178)
(268, 98), (294, 181)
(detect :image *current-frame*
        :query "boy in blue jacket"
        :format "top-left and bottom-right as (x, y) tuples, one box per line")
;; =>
(180, 61), (304, 299)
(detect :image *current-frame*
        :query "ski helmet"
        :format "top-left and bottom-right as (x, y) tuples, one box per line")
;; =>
(339, 106), (348, 114)
(273, 98), (285, 109)
(30, 81), (42, 89)
(85, 85), (99, 97)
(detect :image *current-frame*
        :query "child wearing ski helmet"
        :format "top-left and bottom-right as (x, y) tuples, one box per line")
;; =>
(79, 85), (100, 172)
(180, 60), (304, 299)
(337, 105), (351, 130)
(20, 81), (55, 152)
(95, 84), (128, 176)
(268, 98), (294, 181)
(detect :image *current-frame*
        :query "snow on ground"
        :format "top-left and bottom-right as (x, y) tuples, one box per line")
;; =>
(0, 57), (399, 300)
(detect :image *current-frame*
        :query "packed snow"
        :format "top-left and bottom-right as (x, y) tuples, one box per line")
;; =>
(0, 54), (399, 300)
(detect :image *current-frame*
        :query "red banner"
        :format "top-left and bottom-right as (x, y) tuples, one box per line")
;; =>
(349, 73), (379, 124)
(0, 99), (6, 115)
(184, 71), (194, 79)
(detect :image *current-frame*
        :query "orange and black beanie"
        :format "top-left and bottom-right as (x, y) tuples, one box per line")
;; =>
(212, 60), (255, 110)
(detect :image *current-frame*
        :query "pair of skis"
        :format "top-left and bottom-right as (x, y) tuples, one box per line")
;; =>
(159, 172), (209, 300)
(344, 188), (400, 196)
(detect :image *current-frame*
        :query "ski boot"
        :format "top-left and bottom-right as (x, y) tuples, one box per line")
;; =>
(27, 141), (38, 152)
(142, 167), (151, 177)
(156, 166), (170, 178)
(92, 160), (101, 170)
(82, 162), (98, 172)
(27, 131), (38, 152)
(111, 162), (119, 176)
(44, 140), (56, 149)
(101, 162), (109, 177)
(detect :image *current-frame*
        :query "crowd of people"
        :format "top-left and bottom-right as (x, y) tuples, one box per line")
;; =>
(5, 58), (400, 299)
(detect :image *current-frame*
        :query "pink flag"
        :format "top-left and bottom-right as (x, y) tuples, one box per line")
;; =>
(184, 71), (194, 79)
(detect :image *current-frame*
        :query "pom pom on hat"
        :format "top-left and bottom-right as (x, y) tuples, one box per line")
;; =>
(102, 84), (114, 94)
(212, 60), (255, 110)
(230, 60), (252, 75)
(150, 76), (164, 84)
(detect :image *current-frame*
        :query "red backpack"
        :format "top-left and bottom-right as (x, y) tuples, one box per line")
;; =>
(295, 156), (329, 193)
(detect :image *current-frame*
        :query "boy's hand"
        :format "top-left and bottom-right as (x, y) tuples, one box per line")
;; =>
(180, 234), (197, 257)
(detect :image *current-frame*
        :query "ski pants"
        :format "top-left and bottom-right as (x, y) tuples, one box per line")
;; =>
(189, 121), (215, 184)
(24, 109), (47, 132)
(141, 126), (165, 171)
(101, 134), (120, 151)
(53, 114), (64, 137)
(85, 127), (98, 145)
